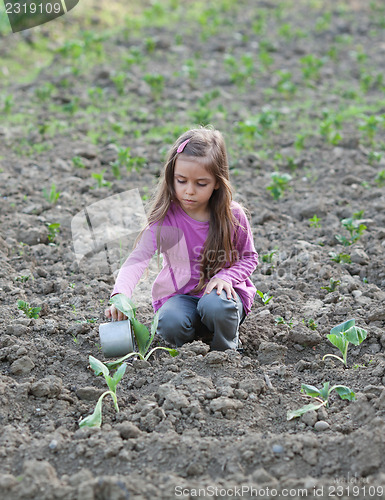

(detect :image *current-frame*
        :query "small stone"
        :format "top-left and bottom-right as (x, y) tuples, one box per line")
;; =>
(272, 444), (284, 454)
(205, 351), (228, 364)
(301, 410), (318, 427)
(258, 341), (287, 365)
(251, 467), (276, 484)
(10, 356), (35, 375)
(290, 325), (322, 346)
(314, 420), (330, 431)
(6, 324), (29, 336)
(209, 397), (242, 414)
(368, 306), (385, 322)
(76, 387), (104, 401)
(115, 421), (142, 439)
(350, 249), (369, 265)
(48, 439), (58, 450)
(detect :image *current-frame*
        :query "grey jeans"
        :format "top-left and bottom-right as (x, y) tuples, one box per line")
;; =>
(157, 290), (245, 351)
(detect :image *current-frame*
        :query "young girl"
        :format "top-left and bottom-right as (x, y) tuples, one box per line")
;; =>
(105, 127), (258, 351)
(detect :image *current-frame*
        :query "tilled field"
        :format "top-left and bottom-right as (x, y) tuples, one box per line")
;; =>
(1, 1), (385, 499)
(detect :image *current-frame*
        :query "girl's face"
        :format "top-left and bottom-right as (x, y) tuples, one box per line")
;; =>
(174, 157), (219, 221)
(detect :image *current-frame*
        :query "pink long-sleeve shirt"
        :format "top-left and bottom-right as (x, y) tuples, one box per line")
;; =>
(112, 201), (258, 315)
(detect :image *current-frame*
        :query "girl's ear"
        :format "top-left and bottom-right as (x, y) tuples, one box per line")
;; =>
(214, 181), (220, 190)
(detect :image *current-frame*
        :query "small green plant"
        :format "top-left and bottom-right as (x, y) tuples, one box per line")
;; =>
(275, 70), (297, 97)
(110, 147), (145, 177)
(47, 223), (60, 243)
(375, 169), (385, 187)
(359, 114), (385, 144)
(79, 356), (127, 428)
(266, 172), (292, 200)
(143, 73), (165, 99)
(300, 54), (325, 82)
(105, 294), (178, 368)
(335, 212), (366, 246)
(303, 318), (318, 330)
(368, 151), (382, 166)
(72, 156), (86, 168)
(322, 318), (368, 367)
(309, 215), (321, 228)
(111, 72), (127, 96)
(43, 184), (60, 204)
(262, 249), (278, 264)
(294, 133), (307, 151)
(329, 252), (352, 264)
(256, 290), (273, 305)
(275, 316), (293, 328)
(287, 381), (356, 420)
(2, 94), (14, 113)
(321, 278), (341, 293)
(91, 169), (111, 189)
(319, 116), (342, 145)
(15, 275), (31, 283)
(17, 300), (41, 319)
(223, 53), (255, 87)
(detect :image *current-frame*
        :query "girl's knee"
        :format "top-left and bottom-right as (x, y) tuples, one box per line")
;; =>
(198, 290), (237, 318)
(157, 310), (195, 345)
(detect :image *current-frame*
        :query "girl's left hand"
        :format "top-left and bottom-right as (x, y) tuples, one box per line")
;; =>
(204, 278), (237, 300)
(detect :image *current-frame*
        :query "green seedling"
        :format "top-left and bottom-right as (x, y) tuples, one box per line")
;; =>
(368, 151), (382, 165)
(322, 318), (368, 367)
(111, 72), (127, 96)
(287, 382), (356, 420)
(275, 316), (293, 328)
(319, 117), (342, 145)
(47, 223), (60, 243)
(15, 275), (31, 283)
(143, 73), (165, 99)
(303, 318), (318, 330)
(329, 252), (351, 264)
(309, 215), (321, 228)
(256, 290), (273, 305)
(91, 169), (111, 189)
(43, 184), (60, 204)
(110, 147), (145, 176)
(2, 94), (14, 113)
(17, 300), (41, 319)
(262, 249), (278, 264)
(72, 156), (86, 168)
(105, 294), (178, 369)
(358, 114), (385, 144)
(321, 278), (340, 293)
(223, 53), (255, 87)
(335, 212), (366, 246)
(300, 54), (325, 82)
(79, 356), (127, 428)
(274, 71), (297, 98)
(266, 172), (292, 200)
(375, 169), (385, 187)
(294, 133), (307, 151)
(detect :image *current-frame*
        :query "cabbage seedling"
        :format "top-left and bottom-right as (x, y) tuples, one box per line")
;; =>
(105, 294), (178, 369)
(287, 381), (356, 420)
(79, 355), (126, 428)
(17, 300), (41, 319)
(323, 318), (367, 367)
(256, 289), (273, 305)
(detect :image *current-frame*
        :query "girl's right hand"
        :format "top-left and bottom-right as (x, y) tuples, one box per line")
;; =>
(105, 305), (128, 321)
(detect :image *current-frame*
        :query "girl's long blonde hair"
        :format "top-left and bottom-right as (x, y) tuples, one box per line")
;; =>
(143, 127), (241, 293)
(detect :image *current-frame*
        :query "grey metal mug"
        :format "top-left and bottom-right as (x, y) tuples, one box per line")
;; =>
(99, 320), (135, 358)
